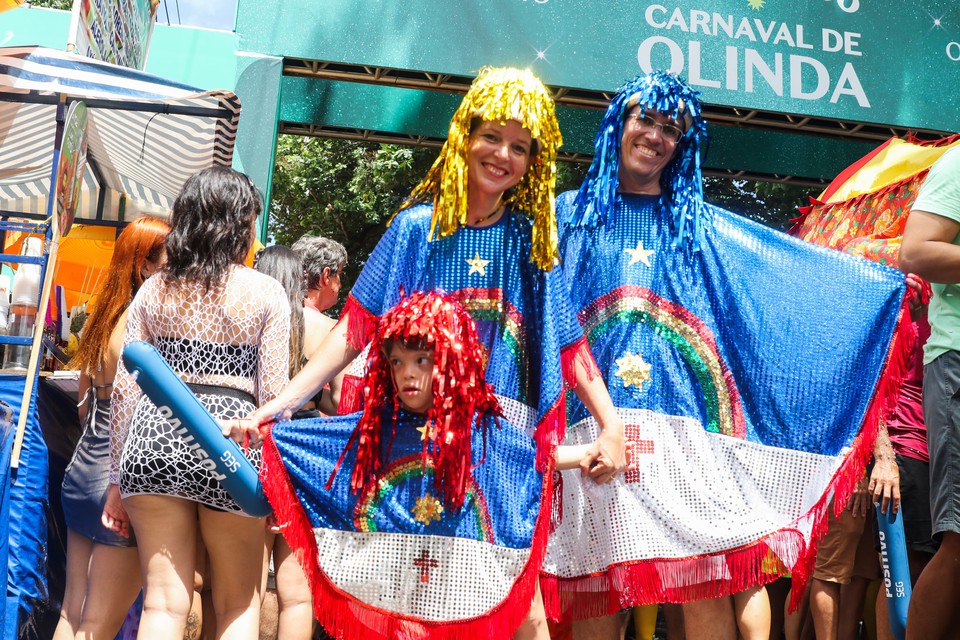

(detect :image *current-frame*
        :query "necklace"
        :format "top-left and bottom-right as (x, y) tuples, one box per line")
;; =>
(471, 204), (504, 227)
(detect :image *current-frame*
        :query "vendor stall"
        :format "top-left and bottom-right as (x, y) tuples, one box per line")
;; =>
(0, 45), (241, 637)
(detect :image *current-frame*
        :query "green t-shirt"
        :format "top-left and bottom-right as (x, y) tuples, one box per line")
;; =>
(912, 146), (960, 364)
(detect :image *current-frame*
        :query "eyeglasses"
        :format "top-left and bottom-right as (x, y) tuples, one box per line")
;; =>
(625, 112), (684, 144)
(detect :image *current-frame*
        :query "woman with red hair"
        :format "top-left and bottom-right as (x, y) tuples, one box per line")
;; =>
(55, 216), (171, 640)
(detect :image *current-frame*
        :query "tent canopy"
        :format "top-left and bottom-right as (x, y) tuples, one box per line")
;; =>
(0, 45), (240, 221)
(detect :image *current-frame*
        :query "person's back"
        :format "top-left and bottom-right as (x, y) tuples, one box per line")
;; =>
(303, 306), (335, 360)
(123, 264), (288, 401)
(105, 166), (290, 640)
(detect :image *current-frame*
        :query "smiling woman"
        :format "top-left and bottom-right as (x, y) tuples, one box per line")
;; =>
(249, 66), (628, 640)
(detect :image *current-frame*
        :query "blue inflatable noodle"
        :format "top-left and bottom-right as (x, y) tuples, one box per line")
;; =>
(876, 504), (912, 640)
(121, 340), (271, 517)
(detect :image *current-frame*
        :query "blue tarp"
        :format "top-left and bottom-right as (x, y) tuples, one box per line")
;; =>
(0, 374), (48, 639)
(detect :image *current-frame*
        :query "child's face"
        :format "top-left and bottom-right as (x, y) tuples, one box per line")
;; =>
(388, 343), (435, 414)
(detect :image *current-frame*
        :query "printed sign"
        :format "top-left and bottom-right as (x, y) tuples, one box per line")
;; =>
(54, 101), (88, 237)
(69, 0), (158, 70)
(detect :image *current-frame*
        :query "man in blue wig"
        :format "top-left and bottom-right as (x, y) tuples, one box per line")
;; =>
(539, 72), (906, 639)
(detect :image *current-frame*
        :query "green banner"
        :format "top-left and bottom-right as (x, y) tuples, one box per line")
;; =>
(239, 0), (960, 132)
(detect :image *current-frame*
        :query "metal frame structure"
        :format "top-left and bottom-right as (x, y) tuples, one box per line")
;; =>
(280, 59), (951, 189)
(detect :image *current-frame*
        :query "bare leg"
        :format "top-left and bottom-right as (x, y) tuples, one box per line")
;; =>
(513, 584), (550, 640)
(185, 588), (204, 640)
(274, 536), (314, 639)
(837, 577), (868, 640)
(571, 611), (627, 640)
(663, 603), (685, 640)
(125, 495), (199, 640)
(682, 597), (736, 640)
(194, 540), (217, 640)
(75, 542), (142, 638)
(734, 586), (771, 640)
(53, 530), (94, 640)
(198, 506), (265, 640)
(784, 581), (810, 640)
(905, 532), (960, 640)
(810, 579), (841, 640)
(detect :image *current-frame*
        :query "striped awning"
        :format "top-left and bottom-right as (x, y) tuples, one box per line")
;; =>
(0, 46), (240, 221)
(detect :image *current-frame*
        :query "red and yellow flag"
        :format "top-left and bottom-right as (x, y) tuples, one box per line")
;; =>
(791, 135), (960, 267)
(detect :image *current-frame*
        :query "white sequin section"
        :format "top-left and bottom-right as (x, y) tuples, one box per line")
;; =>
(494, 394), (538, 439)
(543, 408), (841, 583)
(314, 530), (531, 620)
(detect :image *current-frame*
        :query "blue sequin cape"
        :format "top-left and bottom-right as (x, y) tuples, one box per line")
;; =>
(540, 190), (906, 617)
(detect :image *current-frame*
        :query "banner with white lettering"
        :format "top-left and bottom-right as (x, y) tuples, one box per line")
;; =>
(239, 0), (960, 132)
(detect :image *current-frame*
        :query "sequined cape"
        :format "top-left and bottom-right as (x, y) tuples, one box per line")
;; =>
(262, 398), (551, 640)
(540, 191), (907, 619)
(342, 203), (591, 464)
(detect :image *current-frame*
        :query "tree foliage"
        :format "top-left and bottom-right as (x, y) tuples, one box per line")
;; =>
(703, 177), (814, 231)
(269, 136), (437, 299)
(26, 0), (73, 9)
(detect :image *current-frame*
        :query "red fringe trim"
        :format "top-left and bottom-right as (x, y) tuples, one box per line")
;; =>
(341, 294), (379, 352)
(790, 134), (960, 236)
(786, 298), (913, 611)
(338, 374), (364, 415)
(535, 395), (565, 473)
(787, 197), (821, 236)
(904, 132), (960, 147)
(560, 337), (601, 390)
(808, 170), (931, 226)
(260, 429), (557, 640)
(540, 299), (914, 620)
(540, 534), (794, 621)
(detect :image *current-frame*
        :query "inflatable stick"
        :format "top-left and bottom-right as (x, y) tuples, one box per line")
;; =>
(121, 340), (271, 517)
(876, 504), (912, 640)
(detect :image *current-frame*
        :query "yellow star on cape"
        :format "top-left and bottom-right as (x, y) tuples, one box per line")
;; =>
(747, 0), (764, 9)
(624, 240), (654, 267)
(416, 422), (435, 442)
(466, 252), (490, 276)
(412, 494), (444, 525)
(614, 351), (652, 390)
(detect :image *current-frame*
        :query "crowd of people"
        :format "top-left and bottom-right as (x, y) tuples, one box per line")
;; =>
(51, 63), (959, 640)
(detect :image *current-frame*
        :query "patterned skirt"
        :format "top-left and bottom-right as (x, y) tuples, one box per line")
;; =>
(119, 383), (260, 514)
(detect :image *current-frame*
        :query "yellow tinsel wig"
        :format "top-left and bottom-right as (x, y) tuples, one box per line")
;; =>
(398, 66), (563, 271)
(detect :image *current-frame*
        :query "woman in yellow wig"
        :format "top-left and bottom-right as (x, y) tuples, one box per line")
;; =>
(246, 67), (626, 639)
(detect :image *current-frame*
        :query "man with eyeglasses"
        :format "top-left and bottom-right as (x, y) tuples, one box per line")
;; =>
(547, 71), (742, 640)
(545, 70), (904, 640)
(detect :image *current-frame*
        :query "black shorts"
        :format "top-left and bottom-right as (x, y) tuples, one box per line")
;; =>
(923, 351), (960, 539)
(895, 454), (939, 555)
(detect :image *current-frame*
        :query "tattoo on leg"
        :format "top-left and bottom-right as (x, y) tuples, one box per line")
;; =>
(183, 611), (201, 640)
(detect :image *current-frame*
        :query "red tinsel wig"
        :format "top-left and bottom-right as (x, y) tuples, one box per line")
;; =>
(333, 290), (501, 511)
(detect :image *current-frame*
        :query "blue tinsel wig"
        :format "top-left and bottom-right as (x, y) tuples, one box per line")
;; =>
(571, 71), (709, 245)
